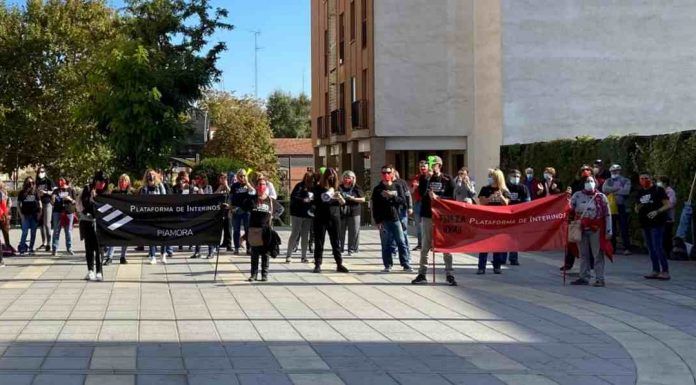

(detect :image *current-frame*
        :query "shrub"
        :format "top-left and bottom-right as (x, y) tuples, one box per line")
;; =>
(191, 157), (246, 190)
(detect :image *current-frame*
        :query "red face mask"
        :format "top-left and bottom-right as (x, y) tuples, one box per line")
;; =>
(581, 169), (592, 178)
(257, 184), (267, 197)
(58, 180), (66, 189)
(118, 180), (129, 190)
(640, 178), (652, 189)
(95, 181), (106, 191)
(381, 172), (393, 183)
(343, 177), (352, 185)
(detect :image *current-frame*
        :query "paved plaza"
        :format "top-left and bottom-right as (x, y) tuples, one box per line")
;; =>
(0, 228), (695, 385)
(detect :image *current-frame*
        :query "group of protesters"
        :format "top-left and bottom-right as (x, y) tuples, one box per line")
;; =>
(0, 157), (686, 287)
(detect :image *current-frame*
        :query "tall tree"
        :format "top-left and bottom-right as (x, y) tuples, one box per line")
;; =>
(202, 91), (277, 178)
(266, 90), (311, 138)
(85, 0), (232, 173)
(0, 0), (119, 183)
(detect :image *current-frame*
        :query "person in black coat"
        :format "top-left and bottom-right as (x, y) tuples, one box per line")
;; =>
(243, 176), (276, 281)
(79, 171), (109, 282)
(312, 168), (349, 273)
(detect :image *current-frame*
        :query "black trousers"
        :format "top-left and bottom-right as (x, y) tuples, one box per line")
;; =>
(313, 214), (343, 268)
(250, 247), (269, 276)
(222, 213), (232, 248)
(81, 221), (102, 274)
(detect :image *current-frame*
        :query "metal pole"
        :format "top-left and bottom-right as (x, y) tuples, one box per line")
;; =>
(213, 246), (221, 281)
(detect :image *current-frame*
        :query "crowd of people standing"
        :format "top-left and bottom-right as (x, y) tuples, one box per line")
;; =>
(0, 158), (683, 288)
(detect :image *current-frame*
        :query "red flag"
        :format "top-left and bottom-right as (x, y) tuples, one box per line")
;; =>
(432, 194), (571, 253)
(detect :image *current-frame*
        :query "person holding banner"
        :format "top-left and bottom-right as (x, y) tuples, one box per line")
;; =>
(216, 172), (233, 251)
(569, 175), (612, 287)
(79, 171), (108, 281)
(243, 175), (277, 281)
(104, 174), (133, 265)
(190, 174), (217, 259)
(412, 156), (456, 286)
(476, 169), (511, 274)
(231, 169), (254, 255)
(312, 168), (349, 273)
(505, 169), (531, 265)
(140, 169), (173, 264)
(372, 164), (411, 272)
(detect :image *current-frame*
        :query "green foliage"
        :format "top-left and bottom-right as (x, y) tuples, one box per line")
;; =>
(500, 131), (696, 245)
(0, 0), (118, 184)
(84, 0), (232, 174)
(191, 157), (245, 189)
(202, 91), (278, 180)
(266, 90), (311, 138)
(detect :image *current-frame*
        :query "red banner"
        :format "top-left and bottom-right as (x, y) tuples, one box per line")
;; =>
(432, 194), (571, 253)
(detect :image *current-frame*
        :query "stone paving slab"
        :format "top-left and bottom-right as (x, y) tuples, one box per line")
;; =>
(1, 228), (696, 384)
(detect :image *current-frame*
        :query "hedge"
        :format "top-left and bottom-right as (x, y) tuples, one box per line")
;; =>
(191, 157), (246, 190)
(500, 130), (696, 246)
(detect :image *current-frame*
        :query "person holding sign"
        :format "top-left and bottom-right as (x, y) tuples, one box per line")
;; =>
(411, 156), (456, 286)
(140, 169), (172, 264)
(243, 176), (277, 281)
(50, 178), (77, 256)
(476, 169), (511, 275)
(104, 174), (133, 265)
(312, 168), (349, 273)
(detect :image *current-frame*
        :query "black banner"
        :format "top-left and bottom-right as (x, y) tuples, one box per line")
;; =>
(94, 194), (226, 246)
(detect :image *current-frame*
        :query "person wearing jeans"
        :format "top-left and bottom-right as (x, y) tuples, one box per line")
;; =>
(409, 160), (430, 251)
(231, 169), (254, 255)
(635, 172), (672, 280)
(51, 178), (77, 256)
(140, 169), (171, 264)
(17, 177), (42, 255)
(372, 165), (411, 272)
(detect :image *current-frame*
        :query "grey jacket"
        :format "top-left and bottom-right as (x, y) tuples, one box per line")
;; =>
(602, 175), (631, 205)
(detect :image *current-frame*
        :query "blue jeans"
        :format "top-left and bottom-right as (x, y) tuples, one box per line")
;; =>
(19, 216), (39, 253)
(507, 252), (518, 263)
(233, 210), (250, 250)
(106, 246), (127, 259)
(413, 201), (422, 246)
(478, 252), (505, 270)
(643, 226), (669, 273)
(389, 211), (410, 254)
(149, 245), (173, 258)
(676, 204), (693, 240)
(51, 212), (73, 252)
(380, 220), (411, 269)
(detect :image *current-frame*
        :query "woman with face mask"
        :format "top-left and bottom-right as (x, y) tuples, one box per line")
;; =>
(79, 171), (109, 281)
(534, 167), (563, 198)
(50, 178), (77, 256)
(242, 176), (278, 281)
(452, 167), (476, 204)
(231, 169), (254, 255)
(17, 177), (42, 256)
(190, 174), (217, 259)
(104, 174), (133, 265)
(35, 167), (55, 252)
(312, 168), (349, 273)
(286, 172), (315, 263)
(216, 173), (233, 252)
(339, 170), (365, 256)
(476, 169), (512, 274)
(569, 176), (613, 287)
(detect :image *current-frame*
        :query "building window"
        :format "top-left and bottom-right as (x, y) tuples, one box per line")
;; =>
(351, 77), (357, 103)
(361, 0), (367, 48)
(339, 12), (345, 64)
(350, 0), (356, 41)
(362, 69), (367, 99)
(339, 82), (345, 112)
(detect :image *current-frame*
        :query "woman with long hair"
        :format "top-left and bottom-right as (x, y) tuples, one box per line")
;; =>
(140, 169), (172, 264)
(104, 174), (133, 265)
(230, 169), (254, 255)
(17, 177), (42, 256)
(79, 171), (109, 281)
(339, 170), (365, 256)
(243, 175), (277, 281)
(190, 173), (216, 259)
(286, 172), (315, 263)
(312, 168), (349, 273)
(477, 169), (511, 274)
(50, 177), (77, 256)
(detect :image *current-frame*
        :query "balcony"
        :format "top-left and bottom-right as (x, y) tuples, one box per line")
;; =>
(330, 109), (345, 135)
(351, 100), (369, 130)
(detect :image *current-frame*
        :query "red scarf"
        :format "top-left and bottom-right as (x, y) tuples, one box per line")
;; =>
(571, 190), (614, 261)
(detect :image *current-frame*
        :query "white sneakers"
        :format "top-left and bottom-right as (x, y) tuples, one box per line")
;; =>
(85, 271), (96, 281)
(96, 272), (103, 281)
(161, 254), (168, 264)
(149, 256), (156, 265)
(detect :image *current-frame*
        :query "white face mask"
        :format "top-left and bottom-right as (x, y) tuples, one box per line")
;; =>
(509, 176), (520, 185)
(656, 182), (664, 188)
(526, 173), (533, 180)
(611, 173), (620, 179)
(38, 172), (46, 178)
(585, 181), (596, 191)
(543, 173), (552, 181)
(487, 177), (493, 185)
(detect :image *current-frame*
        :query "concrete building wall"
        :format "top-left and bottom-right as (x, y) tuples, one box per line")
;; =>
(502, 0), (696, 145)
(373, 0), (475, 138)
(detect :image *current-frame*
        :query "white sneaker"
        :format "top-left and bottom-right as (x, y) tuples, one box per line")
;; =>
(149, 256), (156, 265)
(95, 272), (103, 281)
(161, 254), (167, 264)
(86, 270), (95, 281)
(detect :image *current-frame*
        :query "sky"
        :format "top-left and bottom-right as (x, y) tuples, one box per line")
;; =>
(6, 0), (311, 100)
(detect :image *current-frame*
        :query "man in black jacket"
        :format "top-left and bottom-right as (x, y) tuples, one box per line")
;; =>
(372, 164), (411, 272)
(412, 156), (457, 286)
